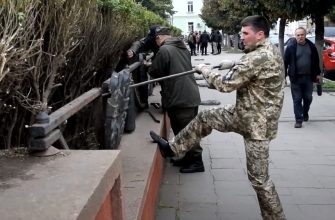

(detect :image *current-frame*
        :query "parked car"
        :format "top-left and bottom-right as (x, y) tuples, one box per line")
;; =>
(284, 36), (335, 80)
(323, 37), (335, 80)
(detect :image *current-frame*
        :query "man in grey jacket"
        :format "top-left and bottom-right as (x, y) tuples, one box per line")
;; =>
(149, 26), (204, 173)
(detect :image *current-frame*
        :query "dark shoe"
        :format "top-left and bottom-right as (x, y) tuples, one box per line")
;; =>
(149, 131), (175, 158)
(180, 162), (205, 173)
(303, 114), (309, 122)
(170, 152), (193, 167)
(294, 122), (302, 128)
(170, 157), (191, 167)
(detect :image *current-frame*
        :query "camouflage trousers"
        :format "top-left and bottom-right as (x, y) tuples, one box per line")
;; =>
(170, 107), (286, 220)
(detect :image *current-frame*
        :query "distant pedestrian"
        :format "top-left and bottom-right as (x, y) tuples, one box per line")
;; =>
(210, 29), (218, 54)
(195, 31), (201, 53)
(217, 30), (222, 54)
(284, 27), (321, 128)
(187, 31), (197, 56)
(200, 30), (210, 55)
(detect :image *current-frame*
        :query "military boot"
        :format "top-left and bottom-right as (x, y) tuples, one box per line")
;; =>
(170, 152), (193, 167)
(179, 155), (205, 173)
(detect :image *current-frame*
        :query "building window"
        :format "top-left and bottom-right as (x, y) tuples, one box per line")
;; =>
(187, 1), (193, 13)
(188, 22), (194, 33)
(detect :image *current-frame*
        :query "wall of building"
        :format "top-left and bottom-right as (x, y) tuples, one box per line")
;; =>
(171, 0), (209, 36)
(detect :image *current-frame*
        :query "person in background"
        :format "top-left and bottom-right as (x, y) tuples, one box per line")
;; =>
(187, 31), (197, 56)
(217, 30), (223, 54)
(200, 30), (210, 55)
(210, 29), (218, 55)
(150, 15), (287, 219)
(125, 25), (162, 109)
(195, 31), (201, 54)
(284, 27), (321, 128)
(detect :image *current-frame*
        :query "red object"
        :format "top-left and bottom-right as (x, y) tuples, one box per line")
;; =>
(323, 37), (335, 73)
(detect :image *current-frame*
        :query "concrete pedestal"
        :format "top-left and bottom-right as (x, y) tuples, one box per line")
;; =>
(0, 150), (123, 220)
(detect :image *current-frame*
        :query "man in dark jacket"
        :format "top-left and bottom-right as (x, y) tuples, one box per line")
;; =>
(284, 27), (321, 128)
(210, 29), (219, 54)
(125, 25), (161, 109)
(149, 26), (204, 173)
(200, 30), (210, 55)
(217, 31), (223, 54)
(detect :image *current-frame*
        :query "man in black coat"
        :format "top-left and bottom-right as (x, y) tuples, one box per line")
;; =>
(200, 30), (210, 55)
(284, 27), (321, 128)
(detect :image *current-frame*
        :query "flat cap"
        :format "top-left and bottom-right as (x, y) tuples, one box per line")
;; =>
(155, 26), (171, 36)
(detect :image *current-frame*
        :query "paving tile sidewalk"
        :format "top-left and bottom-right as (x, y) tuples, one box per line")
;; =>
(155, 51), (335, 220)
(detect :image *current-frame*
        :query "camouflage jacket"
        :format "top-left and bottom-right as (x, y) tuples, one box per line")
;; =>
(201, 38), (285, 140)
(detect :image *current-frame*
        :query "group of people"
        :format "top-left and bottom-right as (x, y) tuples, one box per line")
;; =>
(127, 14), (321, 220)
(187, 29), (222, 56)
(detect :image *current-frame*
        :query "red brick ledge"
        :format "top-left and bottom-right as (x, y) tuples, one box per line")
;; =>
(120, 88), (170, 220)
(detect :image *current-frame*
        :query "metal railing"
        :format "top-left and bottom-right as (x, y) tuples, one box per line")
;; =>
(28, 59), (145, 152)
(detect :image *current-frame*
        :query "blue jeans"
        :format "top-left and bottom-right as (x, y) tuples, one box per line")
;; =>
(290, 75), (313, 122)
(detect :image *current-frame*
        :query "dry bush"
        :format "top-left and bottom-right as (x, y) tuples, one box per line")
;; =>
(0, 0), (139, 149)
(0, 0), (43, 148)
(0, 0), (171, 149)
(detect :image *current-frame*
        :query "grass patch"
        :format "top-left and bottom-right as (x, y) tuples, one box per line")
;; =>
(322, 80), (335, 89)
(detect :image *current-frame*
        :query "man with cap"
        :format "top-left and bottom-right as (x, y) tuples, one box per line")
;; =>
(127, 25), (161, 58)
(148, 26), (204, 173)
(125, 25), (161, 110)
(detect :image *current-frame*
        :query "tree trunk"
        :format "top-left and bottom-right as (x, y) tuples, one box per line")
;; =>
(234, 33), (239, 50)
(226, 34), (231, 49)
(278, 18), (287, 57)
(6, 107), (18, 149)
(314, 15), (325, 71)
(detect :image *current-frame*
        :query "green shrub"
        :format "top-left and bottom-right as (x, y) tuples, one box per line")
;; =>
(322, 80), (335, 89)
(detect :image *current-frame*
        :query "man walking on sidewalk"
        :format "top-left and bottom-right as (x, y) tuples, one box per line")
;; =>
(150, 15), (286, 219)
(284, 27), (321, 128)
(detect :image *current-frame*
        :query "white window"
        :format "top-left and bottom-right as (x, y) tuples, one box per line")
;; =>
(188, 22), (194, 32)
(187, 1), (193, 13)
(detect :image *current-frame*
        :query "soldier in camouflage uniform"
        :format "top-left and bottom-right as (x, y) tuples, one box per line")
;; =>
(150, 15), (286, 219)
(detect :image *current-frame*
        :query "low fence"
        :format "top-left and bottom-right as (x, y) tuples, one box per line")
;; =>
(28, 58), (146, 152)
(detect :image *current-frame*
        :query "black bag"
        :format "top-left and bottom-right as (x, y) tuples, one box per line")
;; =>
(317, 83), (322, 96)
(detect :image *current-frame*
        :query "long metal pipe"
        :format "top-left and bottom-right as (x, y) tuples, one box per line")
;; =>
(130, 69), (199, 88)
